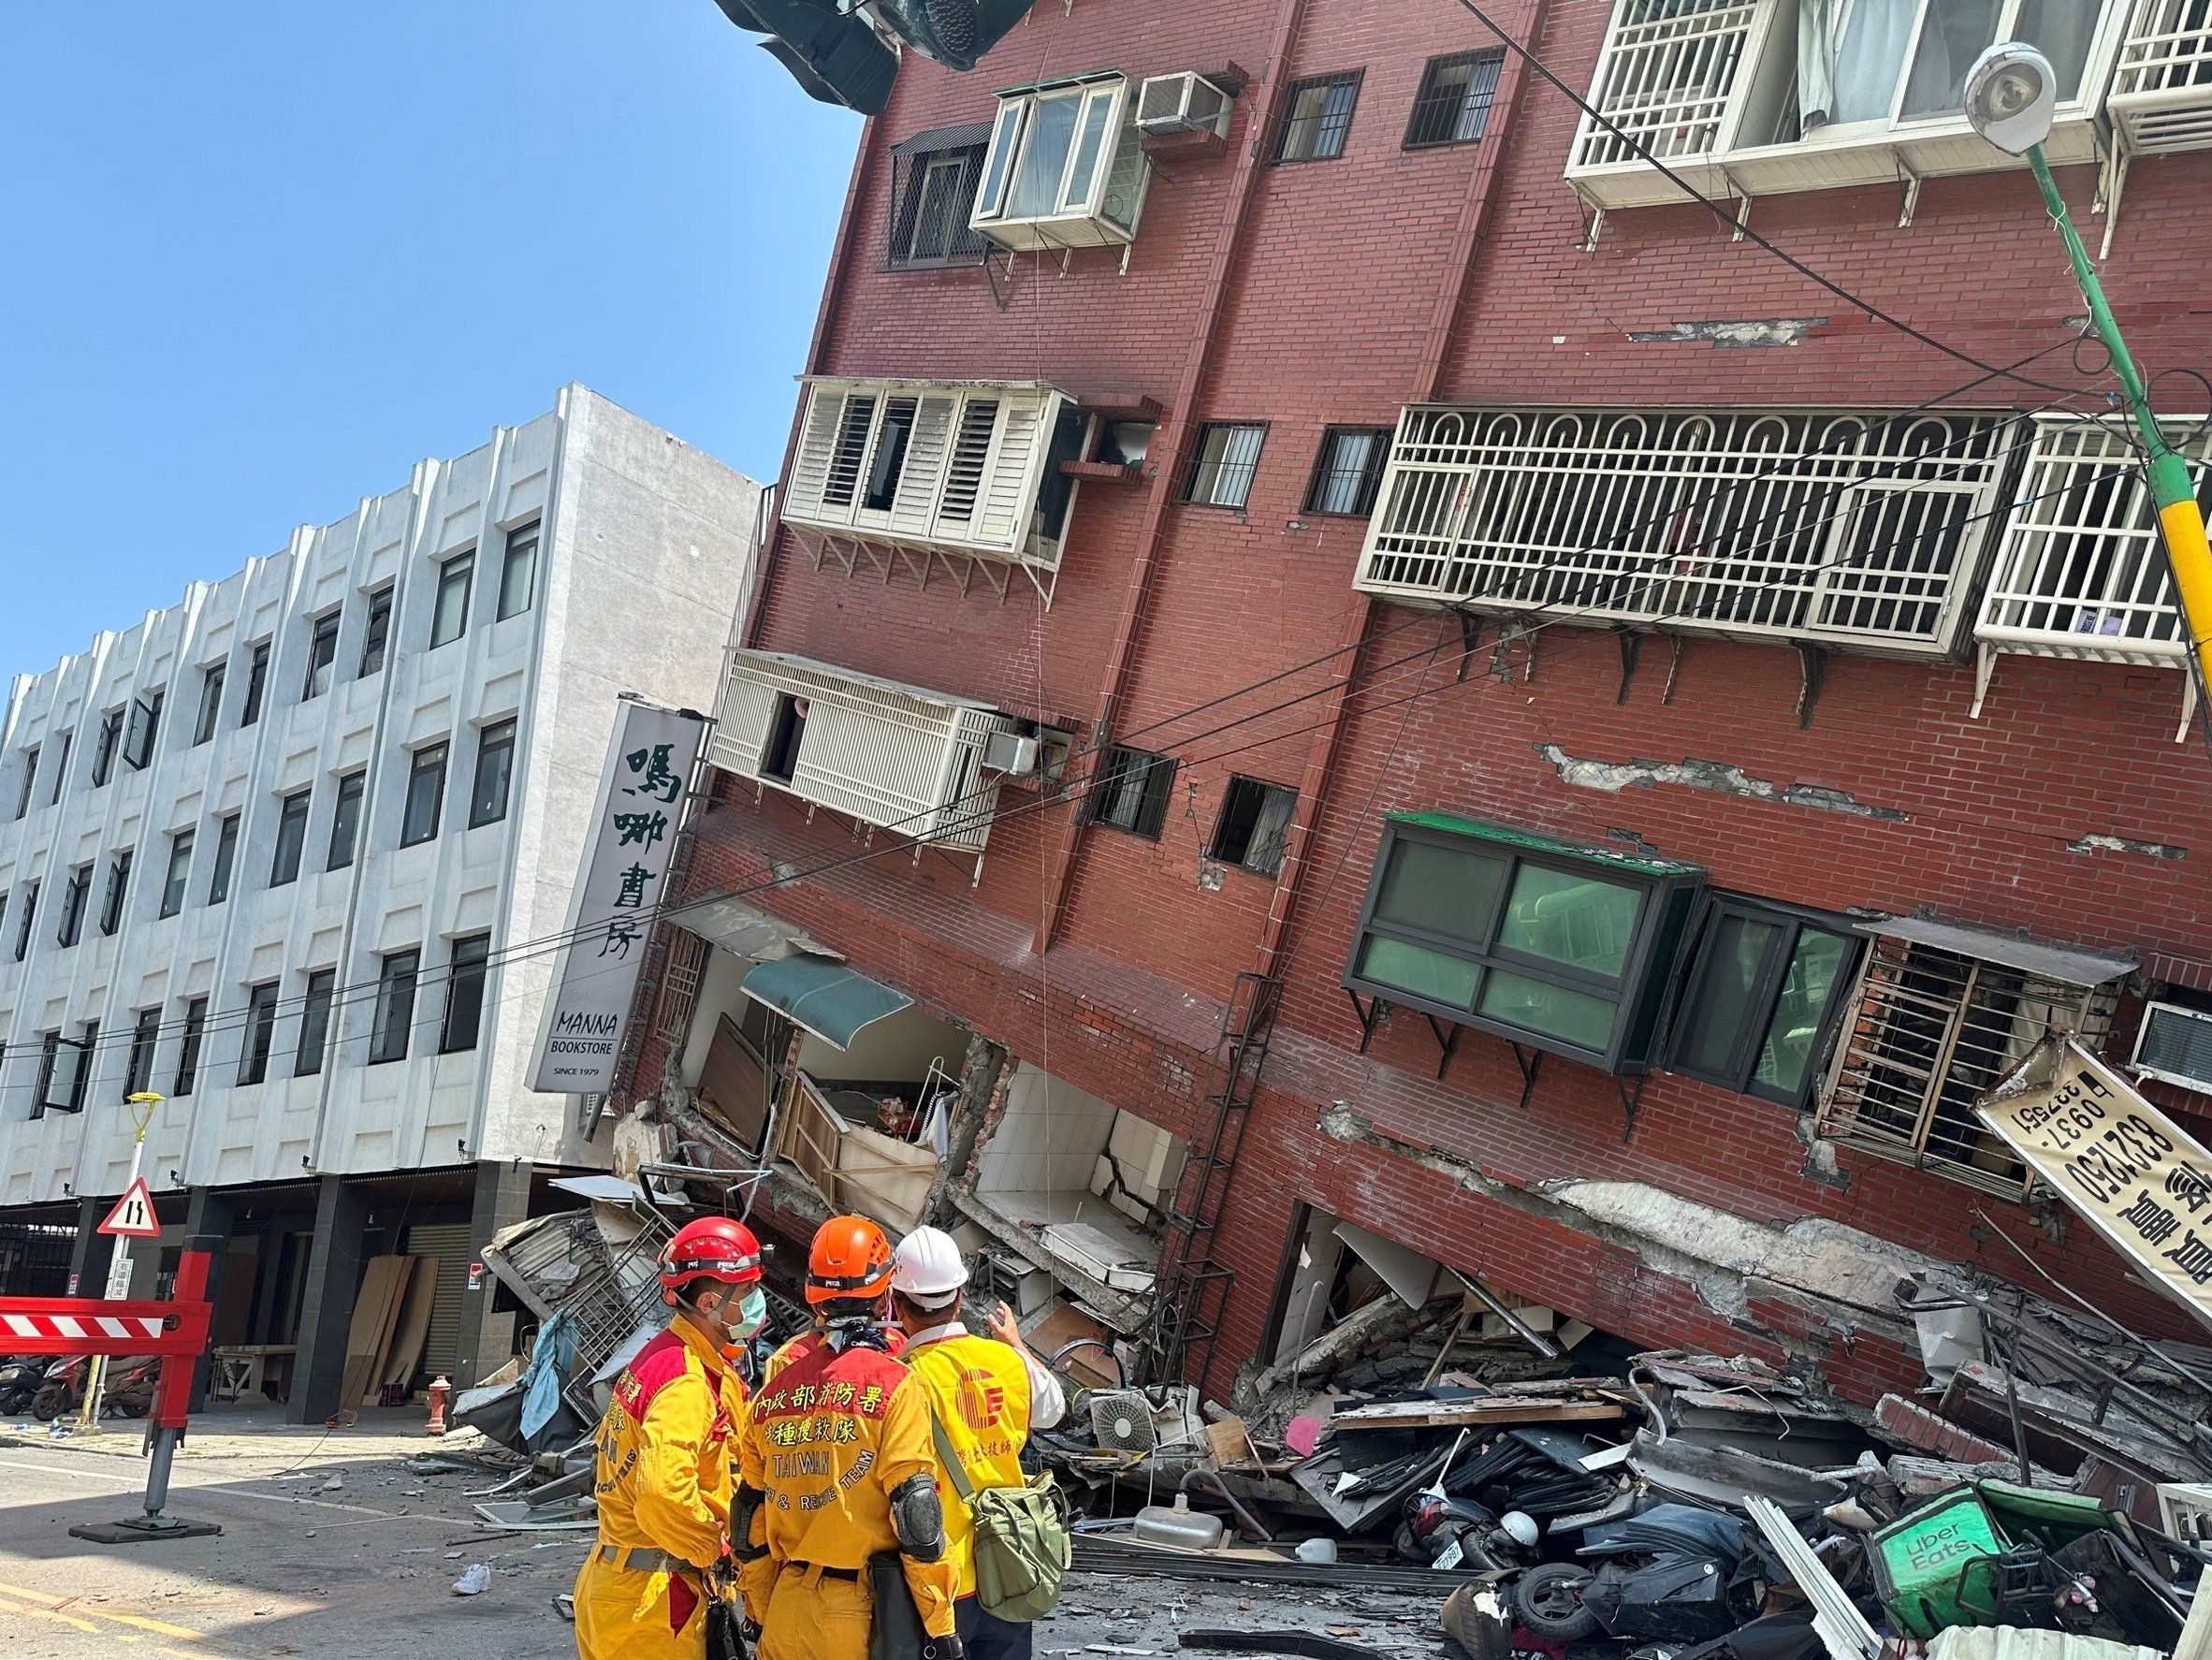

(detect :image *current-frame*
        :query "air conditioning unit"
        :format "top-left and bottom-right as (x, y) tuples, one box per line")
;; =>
(2131, 1001), (2212, 1094)
(983, 732), (1041, 777)
(1137, 72), (1233, 138)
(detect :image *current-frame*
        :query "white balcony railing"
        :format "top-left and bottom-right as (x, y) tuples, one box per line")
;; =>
(1973, 414), (2198, 674)
(1569, 0), (1761, 173)
(781, 378), (1084, 591)
(710, 648), (1020, 852)
(1353, 407), (2008, 656)
(2111, 0), (2212, 152)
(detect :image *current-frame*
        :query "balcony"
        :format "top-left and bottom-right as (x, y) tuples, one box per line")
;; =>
(1567, 0), (2126, 221)
(781, 377), (1086, 602)
(2111, 0), (2212, 152)
(1352, 406), (2008, 657)
(710, 648), (1022, 855)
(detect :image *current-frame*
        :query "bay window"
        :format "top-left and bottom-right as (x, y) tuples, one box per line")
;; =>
(1667, 897), (1861, 1107)
(971, 73), (1150, 251)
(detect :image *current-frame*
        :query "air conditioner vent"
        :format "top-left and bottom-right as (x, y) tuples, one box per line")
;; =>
(1137, 72), (1232, 138)
(2132, 1000), (2212, 1095)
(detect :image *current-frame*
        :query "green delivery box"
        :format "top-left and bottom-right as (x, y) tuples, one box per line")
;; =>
(1869, 1490), (2007, 1638)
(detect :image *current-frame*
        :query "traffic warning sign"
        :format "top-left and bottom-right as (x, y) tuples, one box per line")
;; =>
(98, 1178), (161, 1239)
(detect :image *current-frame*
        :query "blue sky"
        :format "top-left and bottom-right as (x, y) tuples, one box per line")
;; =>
(0, 3), (857, 677)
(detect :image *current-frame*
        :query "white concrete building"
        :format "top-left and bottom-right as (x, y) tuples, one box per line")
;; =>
(0, 386), (759, 1411)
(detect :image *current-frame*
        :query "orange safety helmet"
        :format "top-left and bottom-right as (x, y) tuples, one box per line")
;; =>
(660, 1216), (764, 1304)
(806, 1214), (895, 1305)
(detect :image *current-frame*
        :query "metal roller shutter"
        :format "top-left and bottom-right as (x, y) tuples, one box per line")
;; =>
(403, 1224), (473, 1380)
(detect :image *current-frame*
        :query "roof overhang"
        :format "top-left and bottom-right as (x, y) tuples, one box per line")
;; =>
(740, 954), (915, 1051)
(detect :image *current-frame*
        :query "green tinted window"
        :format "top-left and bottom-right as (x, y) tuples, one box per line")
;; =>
(1754, 928), (1852, 1096)
(1495, 865), (1640, 979)
(1673, 911), (1783, 1077)
(1373, 838), (1507, 943)
(1358, 935), (1481, 1009)
(1478, 970), (1616, 1050)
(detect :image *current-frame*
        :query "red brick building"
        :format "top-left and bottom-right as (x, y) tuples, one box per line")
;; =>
(629, 0), (2212, 1405)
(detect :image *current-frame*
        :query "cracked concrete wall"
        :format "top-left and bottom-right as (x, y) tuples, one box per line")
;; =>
(1624, 317), (1826, 348)
(2065, 832), (2186, 860)
(1537, 744), (1910, 821)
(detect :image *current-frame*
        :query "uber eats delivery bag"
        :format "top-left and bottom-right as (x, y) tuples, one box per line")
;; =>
(930, 1409), (1071, 1622)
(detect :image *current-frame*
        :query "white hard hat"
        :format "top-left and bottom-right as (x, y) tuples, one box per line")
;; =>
(892, 1226), (968, 1309)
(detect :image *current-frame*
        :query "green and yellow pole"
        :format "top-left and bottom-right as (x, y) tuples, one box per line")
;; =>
(2028, 144), (2212, 706)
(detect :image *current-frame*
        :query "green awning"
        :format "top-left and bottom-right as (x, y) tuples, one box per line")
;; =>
(740, 955), (914, 1051)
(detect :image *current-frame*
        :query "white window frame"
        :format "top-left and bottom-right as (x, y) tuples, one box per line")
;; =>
(1567, 0), (2132, 211)
(970, 74), (1149, 250)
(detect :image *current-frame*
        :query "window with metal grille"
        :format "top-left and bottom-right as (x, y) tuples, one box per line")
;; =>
(1275, 71), (1361, 162)
(1210, 778), (1296, 877)
(1304, 427), (1391, 517)
(888, 136), (991, 268)
(1089, 746), (1176, 839)
(655, 928), (713, 1044)
(1405, 50), (1506, 148)
(1186, 423), (1266, 510)
(1817, 931), (2124, 1198)
(1667, 896), (1861, 1109)
(1356, 407), (2006, 654)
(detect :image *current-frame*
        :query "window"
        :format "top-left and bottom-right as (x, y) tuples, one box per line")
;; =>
(359, 586), (394, 676)
(1304, 427), (1391, 517)
(889, 135), (991, 267)
(91, 707), (124, 786)
(371, 949), (421, 1064)
(1186, 423), (1266, 510)
(13, 881), (36, 961)
(124, 691), (162, 768)
(761, 697), (808, 785)
(124, 1008), (161, 1099)
(56, 865), (91, 948)
(47, 733), (69, 804)
(99, 848), (132, 936)
(1406, 49), (1506, 148)
(1817, 924), (2126, 1197)
(160, 830), (194, 918)
(13, 746), (36, 819)
(1346, 814), (1704, 1071)
(469, 720), (517, 828)
(240, 641), (269, 726)
(238, 983), (280, 1085)
(64, 1022), (98, 1114)
(32, 1032), (63, 1118)
(1667, 897), (1861, 1108)
(302, 611), (340, 700)
(429, 552), (473, 648)
(194, 663), (226, 744)
(208, 812), (240, 904)
(0, 891), (7, 947)
(327, 770), (366, 870)
(497, 523), (538, 621)
(400, 744), (447, 846)
(1210, 778), (1297, 877)
(864, 398), (920, 513)
(1275, 72), (1361, 162)
(1089, 747), (1176, 839)
(269, 788), (311, 886)
(173, 997), (208, 1097)
(297, 968), (335, 1076)
(971, 75), (1149, 249)
(441, 933), (491, 1054)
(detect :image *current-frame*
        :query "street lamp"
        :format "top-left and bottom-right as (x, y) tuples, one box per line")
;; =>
(1966, 42), (2212, 709)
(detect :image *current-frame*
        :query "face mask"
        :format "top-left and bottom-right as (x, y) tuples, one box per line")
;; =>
(723, 1287), (768, 1345)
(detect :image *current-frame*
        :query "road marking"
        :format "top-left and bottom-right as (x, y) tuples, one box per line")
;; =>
(0, 1454), (141, 1484)
(0, 1580), (213, 1643)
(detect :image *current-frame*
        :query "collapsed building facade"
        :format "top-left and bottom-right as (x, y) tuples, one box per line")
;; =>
(616, 0), (2212, 1407)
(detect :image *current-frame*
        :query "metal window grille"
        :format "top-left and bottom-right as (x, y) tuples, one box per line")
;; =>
(1355, 407), (2006, 653)
(1818, 936), (2118, 1199)
(1305, 427), (1392, 517)
(1974, 414), (2197, 666)
(888, 143), (991, 267)
(1275, 72), (1361, 162)
(1405, 50), (1506, 148)
(2113, 0), (2212, 151)
(1571, 0), (1758, 169)
(1186, 423), (1266, 509)
(654, 927), (712, 1044)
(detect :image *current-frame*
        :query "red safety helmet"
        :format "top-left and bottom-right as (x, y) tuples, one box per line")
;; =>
(660, 1216), (764, 1305)
(806, 1215), (895, 1306)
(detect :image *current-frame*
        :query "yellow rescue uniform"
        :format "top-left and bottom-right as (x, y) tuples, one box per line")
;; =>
(904, 1332), (1034, 1601)
(739, 1332), (957, 1660)
(575, 1319), (746, 1660)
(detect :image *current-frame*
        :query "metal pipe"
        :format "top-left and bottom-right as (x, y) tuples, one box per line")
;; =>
(143, 1426), (178, 1520)
(1180, 1467), (1272, 1543)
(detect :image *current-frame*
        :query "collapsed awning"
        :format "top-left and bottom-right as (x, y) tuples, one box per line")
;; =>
(1857, 916), (2136, 987)
(740, 954), (913, 1051)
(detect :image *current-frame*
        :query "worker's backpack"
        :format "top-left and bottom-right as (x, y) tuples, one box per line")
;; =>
(928, 1410), (1071, 1623)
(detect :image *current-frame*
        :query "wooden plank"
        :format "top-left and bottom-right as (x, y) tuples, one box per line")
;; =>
(381, 1257), (440, 1391)
(362, 1258), (415, 1405)
(1330, 1398), (1624, 1431)
(340, 1256), (409, 1409)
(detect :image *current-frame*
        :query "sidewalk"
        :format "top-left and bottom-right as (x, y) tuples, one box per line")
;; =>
(0, 1402), (488, 1464)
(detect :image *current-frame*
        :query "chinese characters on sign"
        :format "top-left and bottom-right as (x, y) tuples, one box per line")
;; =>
(1977, 1037), (2212, 1333)
(530, 700), (708, 1094)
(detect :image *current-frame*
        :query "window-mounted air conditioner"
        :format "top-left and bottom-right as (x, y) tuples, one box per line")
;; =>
(2132, 1000), (2212, 1095)
(1137, 71), (1232, 138)
(983, 732), (1041, 777)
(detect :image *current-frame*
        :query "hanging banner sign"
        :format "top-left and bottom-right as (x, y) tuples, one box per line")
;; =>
(1976, 1037), (2212, 1333)
(530, 698), (708, 1095)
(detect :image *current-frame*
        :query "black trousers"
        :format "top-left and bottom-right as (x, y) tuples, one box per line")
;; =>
(954, 1595), (1032, 1660)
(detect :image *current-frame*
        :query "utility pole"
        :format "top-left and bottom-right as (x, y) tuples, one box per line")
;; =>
(80, 1091), (163, 1432)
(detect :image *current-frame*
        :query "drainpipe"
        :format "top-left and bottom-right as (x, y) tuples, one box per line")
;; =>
(1033, 0), (1313, 954)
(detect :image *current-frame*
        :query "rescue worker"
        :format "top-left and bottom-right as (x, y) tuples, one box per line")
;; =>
(890, 1228), (1066, 1660)
(575, 1215), (768, 1660)
(737, 1215), (962, 1660)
